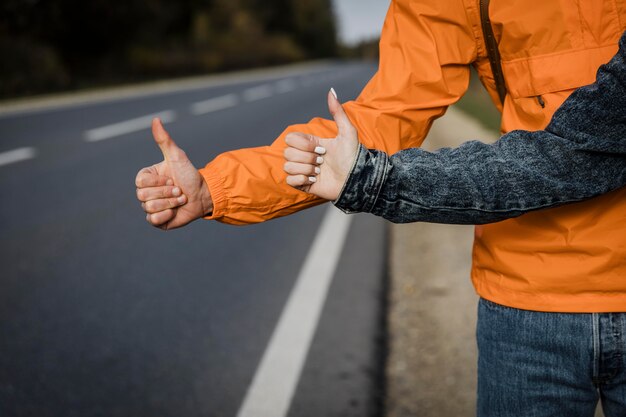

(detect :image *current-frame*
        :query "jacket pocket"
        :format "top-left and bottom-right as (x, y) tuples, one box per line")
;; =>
(502, 45), (619, 99)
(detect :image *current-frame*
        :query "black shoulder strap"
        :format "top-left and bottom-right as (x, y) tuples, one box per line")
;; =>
(480, 0), (507, 105)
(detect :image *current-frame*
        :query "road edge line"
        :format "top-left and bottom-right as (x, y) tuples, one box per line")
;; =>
(236, 206), (353, 417)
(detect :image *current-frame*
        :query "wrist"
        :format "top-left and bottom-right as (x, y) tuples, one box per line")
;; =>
(334, 144), (389, 214)
(333, 142), (362, 202)
(199, 180), (213, 217)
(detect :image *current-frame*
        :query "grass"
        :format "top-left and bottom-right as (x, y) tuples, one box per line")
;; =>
(451, 68), (502, 134)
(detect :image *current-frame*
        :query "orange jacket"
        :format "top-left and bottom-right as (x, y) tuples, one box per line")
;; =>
(199, 0), (626, 313)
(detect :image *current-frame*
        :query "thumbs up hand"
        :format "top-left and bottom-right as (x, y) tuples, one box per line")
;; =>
(135, 118), (212, 230)
(284, 89), (359, 201)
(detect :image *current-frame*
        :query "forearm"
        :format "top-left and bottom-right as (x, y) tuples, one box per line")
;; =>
(335, 133), (626, 224)
(335, 32), (626, 224)
(199, 121), (331, 225)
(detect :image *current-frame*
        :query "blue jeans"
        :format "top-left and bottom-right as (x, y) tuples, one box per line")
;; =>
(477, 298), (626, 417)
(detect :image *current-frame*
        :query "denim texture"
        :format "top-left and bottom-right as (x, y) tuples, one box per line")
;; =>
(334, 32), (626, 224)
(477, 298), (626, 417)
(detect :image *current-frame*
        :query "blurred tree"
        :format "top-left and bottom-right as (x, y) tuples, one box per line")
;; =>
(0, 0), (338, 97)
(290, 0), (337, 57)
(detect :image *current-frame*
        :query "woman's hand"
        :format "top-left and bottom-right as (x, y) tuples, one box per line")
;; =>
(283, 89), (359, 201)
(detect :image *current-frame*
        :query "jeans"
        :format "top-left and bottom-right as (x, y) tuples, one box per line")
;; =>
(477, 298), (626, 417)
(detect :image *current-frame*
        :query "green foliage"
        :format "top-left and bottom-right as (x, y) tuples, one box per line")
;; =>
(0, 0), (338, 98)
(452, 68), (502, 133)
(339, 38), (380, 60)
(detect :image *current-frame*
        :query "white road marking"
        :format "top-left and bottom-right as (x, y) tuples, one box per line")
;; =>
(0, 147), (37, 167)
(236, 206), (353, 417)
(274, 79), (297, 94)
(190, 94), (238, 115)
(243, 84), (273, 102)
(84, 110), (176, 142)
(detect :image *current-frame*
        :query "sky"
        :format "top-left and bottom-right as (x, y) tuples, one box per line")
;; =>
(332, 0), (392, 45)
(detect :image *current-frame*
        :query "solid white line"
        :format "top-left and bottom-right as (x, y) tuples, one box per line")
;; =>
(0, 147), (37, 167)
(274, 79), (297, 94)
(242, 84), (273, 102)
(236, 206), (353, 417)
(190, 94), (238, 115)
(84, 110), (176, 142)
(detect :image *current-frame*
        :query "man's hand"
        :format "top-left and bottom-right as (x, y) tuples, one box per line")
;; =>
(135, 118), (212, 230)
(283, 89), (359, 201)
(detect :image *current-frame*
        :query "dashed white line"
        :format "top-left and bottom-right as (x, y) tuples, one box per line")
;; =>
(84, 110), (176, 142)
(243, 84), (274, 102)
(274, 79), (297, 94)
(236, 206), (353, 417)
(81, 74), (318, 144)
(0, 147), (37, 167)
(190, 94), (239, 115)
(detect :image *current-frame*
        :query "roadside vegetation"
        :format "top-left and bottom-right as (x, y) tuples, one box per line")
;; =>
(1, 0), (342, 98)
(453, 69), (501, 133)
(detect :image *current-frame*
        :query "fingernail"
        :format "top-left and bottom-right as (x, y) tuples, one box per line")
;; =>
(315, 167), (321, 174)
(146, 214), (151, 221)
(330, 87), (338, 100)
(166, 179), (174, 186)
(177, 196), (186, 204)
(172, 187), (181, 196)
(314, 146), (326, 155)
(309, 176), (317, 183)
(316, 156), (324, 164)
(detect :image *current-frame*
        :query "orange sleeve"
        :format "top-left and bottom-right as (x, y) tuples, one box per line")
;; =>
(199, 0), (477, 225)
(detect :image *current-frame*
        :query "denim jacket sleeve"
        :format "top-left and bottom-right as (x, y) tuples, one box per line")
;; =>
(334, 32), (626, 225)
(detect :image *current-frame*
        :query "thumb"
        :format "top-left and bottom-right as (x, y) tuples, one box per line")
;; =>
(327, 88), (355, 138)
(152, 118), (182, 161)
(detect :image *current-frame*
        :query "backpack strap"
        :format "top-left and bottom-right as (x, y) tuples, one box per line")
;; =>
(480, 0), (507, 105)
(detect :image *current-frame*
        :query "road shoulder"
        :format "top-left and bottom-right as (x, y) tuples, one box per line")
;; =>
(385, 108), (497, 416)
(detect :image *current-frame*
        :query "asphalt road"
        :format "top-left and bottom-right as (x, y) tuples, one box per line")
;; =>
(0, 62), (387, 417)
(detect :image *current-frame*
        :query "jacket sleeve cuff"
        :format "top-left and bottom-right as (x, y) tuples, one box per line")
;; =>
(198, 165), (228, 220)
(333, 143), (390, 214)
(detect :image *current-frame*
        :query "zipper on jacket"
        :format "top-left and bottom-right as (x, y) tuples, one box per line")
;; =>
(479, 0), (507, 105)
(536, 95), (546, 108)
